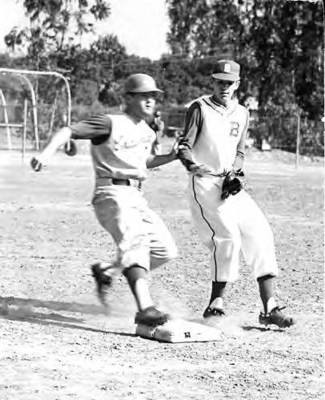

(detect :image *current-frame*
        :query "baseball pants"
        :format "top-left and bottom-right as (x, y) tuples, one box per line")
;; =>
(189, 175), (278, 282)
(92, 185), (177, 273)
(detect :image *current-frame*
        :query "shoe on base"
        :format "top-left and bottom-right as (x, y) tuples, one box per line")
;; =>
(135, 306), (169, 327)
(259, 306), (294, 328)
(91, 263), (113, 306)
(203, 306), (226, 319)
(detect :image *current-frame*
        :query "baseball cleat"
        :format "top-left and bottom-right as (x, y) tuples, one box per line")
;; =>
(135, 306), (170, 327)
(91, 263), (113, 306)
(203, 306), (226, 319)
(259, 306), (295, 328)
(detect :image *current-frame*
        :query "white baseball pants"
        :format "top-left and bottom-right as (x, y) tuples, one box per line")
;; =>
(92, 185), (177, 273)
(189, 175), (278, 282)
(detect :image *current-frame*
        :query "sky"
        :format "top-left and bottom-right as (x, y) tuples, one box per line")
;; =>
(0, 0), (170, 60)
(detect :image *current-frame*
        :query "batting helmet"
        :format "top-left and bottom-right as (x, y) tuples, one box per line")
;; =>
(124, 74), (163, 94)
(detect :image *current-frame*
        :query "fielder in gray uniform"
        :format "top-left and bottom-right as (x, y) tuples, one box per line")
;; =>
(177, 60), (294, 328)
(31, 73), (178, 327)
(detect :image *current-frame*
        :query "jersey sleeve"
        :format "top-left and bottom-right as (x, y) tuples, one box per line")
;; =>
(233, 108), (249, 171)
(70, 114), (112, 142)
(177, 102), (203, 171)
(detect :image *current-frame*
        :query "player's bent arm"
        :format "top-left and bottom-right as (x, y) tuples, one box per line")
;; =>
(34, 127), (72, 166)
(176, 103), (214, 176)
(146, 151), (177, 169)
(232, 109), (249, 172)
(177, 104), (200, 169)
(146, 142), (178, 169)
(233, 152), (244, 172)
(113, 168), (147, 181)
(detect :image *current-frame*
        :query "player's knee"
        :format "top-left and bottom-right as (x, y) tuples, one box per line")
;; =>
(215, 236), (241, 253)
(167, 243), (178, 261)
(150, 243), (178, 269)
(161, 243), (178, 263)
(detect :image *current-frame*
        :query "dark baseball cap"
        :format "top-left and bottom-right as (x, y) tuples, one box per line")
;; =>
(212, 60), (240, 81)
(124, 73), (163, 93)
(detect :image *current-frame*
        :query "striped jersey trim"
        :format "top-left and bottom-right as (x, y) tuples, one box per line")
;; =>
(191, 175), (218, 281)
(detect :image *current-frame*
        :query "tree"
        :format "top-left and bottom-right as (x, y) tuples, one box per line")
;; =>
(4, 0), (111, 70)
(89, 34), (127, 82)
(166, 0), (323, 120)
(248, 0), (323, 118)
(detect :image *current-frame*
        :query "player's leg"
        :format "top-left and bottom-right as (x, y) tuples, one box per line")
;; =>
(202, 216), (241, 318)
(239, 192), (294, 327)
(122, 203), (175, 325)
(189, 192), (242, 318)
(123, 265), (169, 326)
(203, 281), (227, 318)
(93, 190), (169, 326)
(119, 206), (177, 324)
(141, 207), (177, 270)
(91, 195), (123, 305)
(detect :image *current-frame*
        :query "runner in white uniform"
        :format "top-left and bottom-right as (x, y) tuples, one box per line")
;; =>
(31, 74), (178, 327)
(177, 60), (294, 328)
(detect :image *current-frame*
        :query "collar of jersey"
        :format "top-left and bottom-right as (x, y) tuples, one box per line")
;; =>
(204, 96), (238, 116)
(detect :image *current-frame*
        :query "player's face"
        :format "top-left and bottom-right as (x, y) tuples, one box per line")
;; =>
(213, 79), (240, 106)
(126, 92), (158, 120)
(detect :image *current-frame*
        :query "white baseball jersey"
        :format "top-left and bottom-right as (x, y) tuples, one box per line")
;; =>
(183, 96), (248, 173)
(71, 113), (155, 184)
(178, 96), (278, 282)
(70, 113), (177, 272)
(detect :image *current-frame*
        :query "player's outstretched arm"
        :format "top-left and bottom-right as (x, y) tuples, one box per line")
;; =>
(30, 127), (72, 171)
(146, 141), (178, 169)
(187, 163), (215, 177)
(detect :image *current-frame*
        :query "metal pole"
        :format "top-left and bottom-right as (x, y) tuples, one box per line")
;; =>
(17, 74), (39, 150)
(22, 98), (28, 162)
(0, 89), (11, 149)
(0, 68), (72, 142)
(295, 112), (301, 169)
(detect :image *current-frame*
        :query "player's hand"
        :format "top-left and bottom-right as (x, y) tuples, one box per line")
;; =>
(169, 140), (179, 160)
(137, 169), (148, 181)
(30, 157), (43, 172)
(189, 164), (213, 177)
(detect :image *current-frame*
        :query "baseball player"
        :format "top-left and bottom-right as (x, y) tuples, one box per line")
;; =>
(31, 73), (178, 327)
(177, 60), (294, 328)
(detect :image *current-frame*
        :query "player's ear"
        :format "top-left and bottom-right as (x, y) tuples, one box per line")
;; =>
(234, 80), (240, 90)
(124, 93), (135, 110)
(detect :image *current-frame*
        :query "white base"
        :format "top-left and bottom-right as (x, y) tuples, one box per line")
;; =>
(135, 318), (221, 343)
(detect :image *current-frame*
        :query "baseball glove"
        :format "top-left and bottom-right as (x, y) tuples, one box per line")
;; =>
(221, 170), (244, 200)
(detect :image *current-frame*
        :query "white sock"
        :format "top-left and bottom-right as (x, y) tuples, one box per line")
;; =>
(266, 297), (277, 314)
(134, 278), (154, 311)
(209, 297), (224, 310)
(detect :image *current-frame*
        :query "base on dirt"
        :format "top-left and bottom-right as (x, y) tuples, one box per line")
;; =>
(135, 318), (221, 343)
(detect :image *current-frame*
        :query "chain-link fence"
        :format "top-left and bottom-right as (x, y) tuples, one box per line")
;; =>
(0, 69), (71, 153)
(247, 114), (324, 157)
(1, 100), (323, 162)
(0, 101), (69, 151)
(161, 108), (324, 159)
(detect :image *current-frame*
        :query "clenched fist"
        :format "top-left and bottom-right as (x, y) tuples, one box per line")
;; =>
(30, 157), (43, 172)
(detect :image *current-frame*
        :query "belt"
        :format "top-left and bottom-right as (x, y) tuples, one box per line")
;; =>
(106, 178), (142, 189)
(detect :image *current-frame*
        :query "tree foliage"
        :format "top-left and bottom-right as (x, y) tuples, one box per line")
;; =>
(165, 0), (323, 120)
(5, 0), (110, 69)
(1, 0), (323, 155)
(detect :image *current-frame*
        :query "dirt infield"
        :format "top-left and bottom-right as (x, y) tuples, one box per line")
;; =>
(0, 148), (323, 400)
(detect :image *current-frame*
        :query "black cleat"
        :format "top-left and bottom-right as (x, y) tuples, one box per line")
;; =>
(259, 306), (295, 328)
(135, 306), (170, 327)
(203, 306), (226, 319)
(91, 263), (113, 306)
